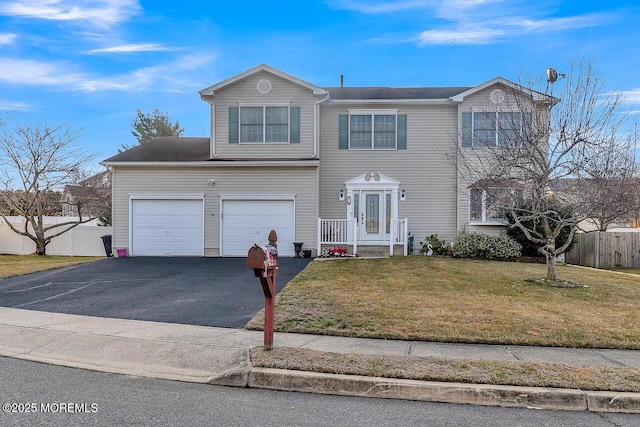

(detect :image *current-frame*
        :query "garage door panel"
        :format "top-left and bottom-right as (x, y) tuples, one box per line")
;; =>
(131, 199), (203, 256)
(222, 200), (294, 256)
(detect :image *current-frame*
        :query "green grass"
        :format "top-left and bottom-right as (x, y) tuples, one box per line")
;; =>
(0, 254), (100, 279)
(247, 257), (640, 349)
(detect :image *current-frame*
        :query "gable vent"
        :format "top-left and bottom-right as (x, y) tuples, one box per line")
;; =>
(257, 79), (272, 94)
(490, 89), (504, 104)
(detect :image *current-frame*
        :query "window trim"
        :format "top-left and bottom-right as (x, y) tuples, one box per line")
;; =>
(465, 110), (525, 148)
(469, 187), (521, 224)
(238, 103), (291, 144)
(347, 109), (399, 150)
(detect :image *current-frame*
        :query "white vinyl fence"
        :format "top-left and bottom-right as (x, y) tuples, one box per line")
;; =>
(0, 216), (112, 256)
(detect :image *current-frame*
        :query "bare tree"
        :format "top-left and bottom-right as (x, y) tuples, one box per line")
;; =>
(0, 122), (97, 255)
(456, 61), (637, 281)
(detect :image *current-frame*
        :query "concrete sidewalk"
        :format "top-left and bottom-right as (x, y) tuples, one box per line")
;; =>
(1, 307), (639, 413)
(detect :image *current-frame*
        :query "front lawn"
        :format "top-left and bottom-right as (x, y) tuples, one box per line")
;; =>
(0, 255), (100, 279)
(247, 257), (640, 349)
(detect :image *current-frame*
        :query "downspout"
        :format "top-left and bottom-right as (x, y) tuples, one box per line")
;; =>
(314, 91), (330, 254)
(200, 96), (217, 158)
(314, 92), (330, 158)
(455, 102), (461, 235)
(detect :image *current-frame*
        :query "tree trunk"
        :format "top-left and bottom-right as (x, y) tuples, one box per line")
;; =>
(545, 238), (557, 281)
(35, 240), (47, 256)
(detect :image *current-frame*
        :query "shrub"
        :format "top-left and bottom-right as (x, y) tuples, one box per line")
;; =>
(505, 201), (577, 257)
(452, 233), (521, 260)
(420, 234), (447, 256)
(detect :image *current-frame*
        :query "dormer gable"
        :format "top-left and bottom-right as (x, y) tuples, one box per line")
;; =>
(451, 77), (557, 104)
(199, 64), (327, 98)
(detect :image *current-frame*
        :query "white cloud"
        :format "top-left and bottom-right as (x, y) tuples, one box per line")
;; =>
(0, 54), (216, 93)
(326, 0), (432, 14)
(0, 98), (30, 111)
(0, 0), (141, 29)
(618, 89), (640, 105)
(0, 33), (17, 44)
(0, 58), (87, 86)
(418, 27), (504, 45)
(329, 0), (618, 46)
(417, 12), (605, 45)
(86, 43), (171, 54)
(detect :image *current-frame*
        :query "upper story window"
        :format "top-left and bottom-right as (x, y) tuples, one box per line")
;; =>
(339, 110), (407, 150)
(462, 111), (526, 147)
(240, 106), (289, 143)
(350, 114), (397, 149)
(229, 106), (300, 144)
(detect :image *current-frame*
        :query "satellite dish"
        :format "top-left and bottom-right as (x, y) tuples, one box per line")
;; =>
(546, 68), (565, 83)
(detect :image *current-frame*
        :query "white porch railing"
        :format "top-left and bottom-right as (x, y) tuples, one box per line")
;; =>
(317, 218), (408, 256)
(392, 218), (409, 256)
(317, 218), (357, 256)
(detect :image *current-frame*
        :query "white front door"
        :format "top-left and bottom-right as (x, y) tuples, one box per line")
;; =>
(360, 191), (386, 241)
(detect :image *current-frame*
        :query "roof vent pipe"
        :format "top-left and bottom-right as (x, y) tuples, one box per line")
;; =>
(340, 74), (344, 88)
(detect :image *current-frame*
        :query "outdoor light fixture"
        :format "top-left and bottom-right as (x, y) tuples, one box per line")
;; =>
(339, 189), (345, 201)
(400, 189), (406, 201)
(347, 195), (352, 205)
(208, 179), (216, 186)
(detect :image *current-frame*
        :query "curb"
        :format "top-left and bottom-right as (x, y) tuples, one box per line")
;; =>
(248, 368), (640, 414)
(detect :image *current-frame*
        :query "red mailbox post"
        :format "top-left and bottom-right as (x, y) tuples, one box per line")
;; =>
(247, 230), (278, 350)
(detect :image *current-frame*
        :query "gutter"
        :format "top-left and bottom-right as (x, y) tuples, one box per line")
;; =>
(100, 160), (320, 168)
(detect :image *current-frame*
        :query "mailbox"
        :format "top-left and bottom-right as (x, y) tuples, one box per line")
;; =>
(247, 244), (278, 270)
(247, 229), (279, 351)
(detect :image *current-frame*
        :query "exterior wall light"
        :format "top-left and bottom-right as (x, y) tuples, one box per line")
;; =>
(208, 179), (216, 186)
(400, 189), (406, 201)
(339, 189), (345, 201)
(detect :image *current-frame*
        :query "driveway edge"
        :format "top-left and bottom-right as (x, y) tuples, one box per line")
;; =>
(248, 367), (640, 413)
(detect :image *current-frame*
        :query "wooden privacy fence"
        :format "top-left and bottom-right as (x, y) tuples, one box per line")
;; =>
(565, 231), (640, 268)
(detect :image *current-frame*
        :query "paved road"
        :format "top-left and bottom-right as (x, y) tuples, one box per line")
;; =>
(2, 357), (638, 427)
(0, 257), (311, 328)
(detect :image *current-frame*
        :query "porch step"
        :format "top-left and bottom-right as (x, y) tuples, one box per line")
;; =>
(354, 245), (390, 258)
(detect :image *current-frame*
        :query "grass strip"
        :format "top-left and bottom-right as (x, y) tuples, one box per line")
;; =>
(0, 255), (100, 279)
(251, 347), (640, 392)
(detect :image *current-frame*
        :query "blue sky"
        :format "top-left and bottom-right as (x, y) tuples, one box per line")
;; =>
(1, 0), (639, 171)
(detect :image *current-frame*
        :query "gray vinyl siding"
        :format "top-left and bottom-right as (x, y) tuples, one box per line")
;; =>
(111, 165), (318, 256)
(211, 71), (318, 159)
(319, 102), (459, 245)
(455, 83), (540, 236)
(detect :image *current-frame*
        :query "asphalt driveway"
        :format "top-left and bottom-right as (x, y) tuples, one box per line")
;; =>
(0, 257), (312, 328)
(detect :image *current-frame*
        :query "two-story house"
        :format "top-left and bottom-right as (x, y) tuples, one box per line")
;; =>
(101, 64), (550, 257)
(61, 170), (111, 220)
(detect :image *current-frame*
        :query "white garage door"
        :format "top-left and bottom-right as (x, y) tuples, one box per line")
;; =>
(222, 200), (294, 256)
(131, 199), (203, 256)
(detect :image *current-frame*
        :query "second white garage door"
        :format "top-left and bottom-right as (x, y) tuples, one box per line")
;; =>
(131, 199), (204, 256)
(221, 200), (294, 256)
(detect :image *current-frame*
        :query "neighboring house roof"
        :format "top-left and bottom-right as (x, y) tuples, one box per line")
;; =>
(326, 86), (472, 101)
(199, 63), (328, 97)
(80, 170), (110, 187)
(63, 185), (95, 199)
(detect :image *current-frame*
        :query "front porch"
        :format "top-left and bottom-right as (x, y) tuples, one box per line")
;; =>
(317, 218), (409, 257)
